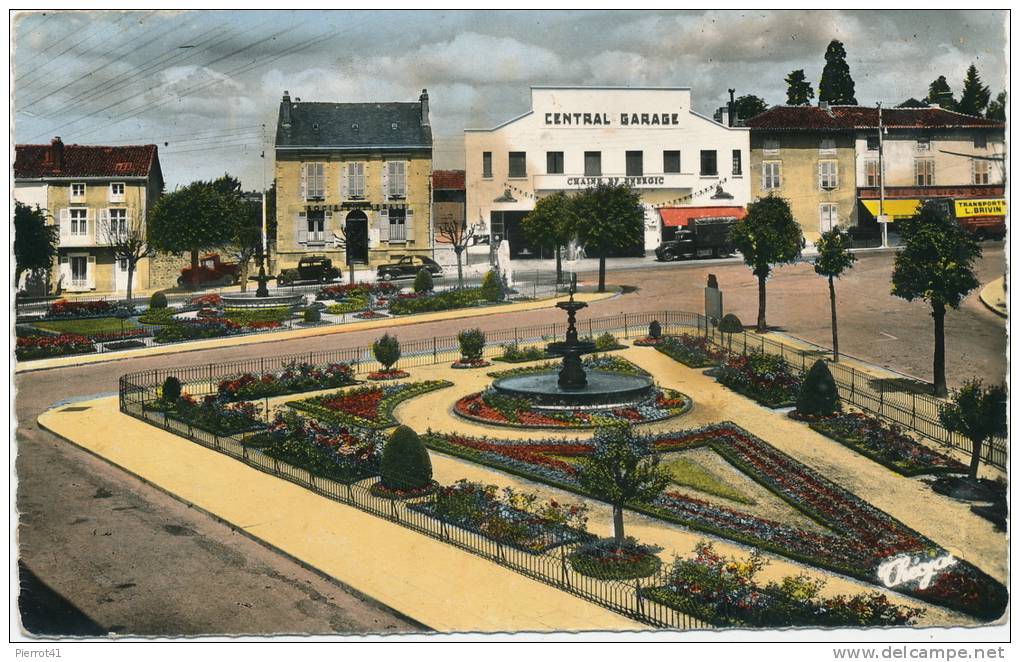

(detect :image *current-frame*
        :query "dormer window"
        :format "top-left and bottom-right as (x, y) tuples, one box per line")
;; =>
(312, 123), (319, 130)
(351, 123), (359, 131)
(391, 122), (399, 130)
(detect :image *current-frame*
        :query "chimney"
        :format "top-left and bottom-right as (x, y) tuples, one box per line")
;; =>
(281, 91), (292, 128)
(420, 88), (430, 126)
(727, 89), (736, 127)
(50, 136), (64, 172)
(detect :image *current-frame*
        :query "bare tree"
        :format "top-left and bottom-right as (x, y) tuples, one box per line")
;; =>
(436, 218), (475, 288)
(225, 196), (262, 292)
(331, 224), (356, 284)
(99, 209), (153, 306)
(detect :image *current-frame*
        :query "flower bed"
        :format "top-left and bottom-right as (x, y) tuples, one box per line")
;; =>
(568, 538), (662, 579)
(326, 298), (368, 315)
(246, 412), (382, 484)
(317, 282), (397, 301)
(420, 424), (1007, 619)
(714, 352), (801, 407)
(189, 293), (223, 308)
(164, 394), (264, 435)
(217, 362), (357, 401)
(804, 412), (967, 476)
(354, 310), (388, 319)
(287, 381), (453, 429)
(16, 333), (96, 360)
(90, 328), (153, 343)
(369, 480), (439, 500)
(153, 318), (245, 343)
(642, 541), (924, 627)
(388, 287), (490, 315)
(453, 388), (691, 429)
(138, 308), (179, 325)
(632, 336), (663, 347)
(493, 343), (552, 363)
(46, 299), (115, 319)
(656, 334), (728, 368)
(367, 369), (410, 381)
(408, 480), (592, 553)
(451, 359), (492, 369)
(487, 354), (650, 379)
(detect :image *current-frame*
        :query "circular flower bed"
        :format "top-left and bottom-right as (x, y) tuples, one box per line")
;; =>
(367, 369), (410, 381)
(568, 538), (662, 580)
(451, 359), (492, 369)
(453, 388), (691, 429)
(369, 480), (439, 500)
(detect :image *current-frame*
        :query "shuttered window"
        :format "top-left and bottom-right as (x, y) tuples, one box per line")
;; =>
(818, 161), (838, 190)
(762, 161), (781, 190)
(387, 161), (407, 198)
(304, 162), (325, 199)
(972, 159), (990, 185)
(584, 151), (601, 176)
(509, 152), (527, 178)
(348, 162), (365, 198)
(914, 159), (935, 186)
(819, 204), (838, 233)
(864, 160), (880, 187)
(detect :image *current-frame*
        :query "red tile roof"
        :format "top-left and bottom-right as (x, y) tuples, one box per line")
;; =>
(746, 105), (1004, 131)
(432, 169), (465, 190)
(660, 206), (746, 228)
(14, 143), (159, 178)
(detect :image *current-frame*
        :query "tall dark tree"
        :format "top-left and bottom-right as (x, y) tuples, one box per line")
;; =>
(14, 202), (58, 290)
(784, 69), (815, 106)
(939, 379), (1007, 481)
(985, 91), (1006, 120)
(957, 64), (991, 117)
(926, 75), (957, 110)
(734, 94), (769, 121)
(891, 200), (981, 396)
(521, 190), (579, 284)
(814, 227), (857, 362)
(148, 175), (244, 289)
(574, 183), (645, 293)
(818, 40), (858, 105)
(729, 195), (803, 332)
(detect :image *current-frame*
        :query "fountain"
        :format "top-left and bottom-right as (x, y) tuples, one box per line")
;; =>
(220, 247), (305, 309)
(490, 275), (654, 409)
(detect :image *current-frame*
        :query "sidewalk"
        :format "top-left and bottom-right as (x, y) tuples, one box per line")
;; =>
(979, 277), (1007, 318)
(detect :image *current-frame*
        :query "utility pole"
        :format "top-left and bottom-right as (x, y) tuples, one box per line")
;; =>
(878, 102), (888, 249)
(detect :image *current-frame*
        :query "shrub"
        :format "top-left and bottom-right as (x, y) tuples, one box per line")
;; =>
(388, 287), (488, 315)
(223, 307), (291, 326)
(379, 425), (432, 491)
(149, 291), (168, 310)
(568, 537), (662, 579)
(593, 332), (620, 351)
(719, 313), (743, 333)
(413, 267), (434, 293)
(162, 376), (182, 403)
(649, 320), (662, 339)
(303, 307), (321, 323)
(497, 342), (549, 362)
(138, 307), (177, 325)
(457, 328), (486, 361)
(797, 360), (841, 417)
(480, 269), (504, 302)
(372, 333), (401, 371)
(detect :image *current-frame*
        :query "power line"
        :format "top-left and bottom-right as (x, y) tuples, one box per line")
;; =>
(16, 12), (132, 87)
(15, 12), (84, 64)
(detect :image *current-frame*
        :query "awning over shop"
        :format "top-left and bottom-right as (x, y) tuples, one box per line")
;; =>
(659, 206), (746, 228)
(860, 199), (922, 220)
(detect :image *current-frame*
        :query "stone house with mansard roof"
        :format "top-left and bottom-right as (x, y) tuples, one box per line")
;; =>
(273, 90), (434, 271)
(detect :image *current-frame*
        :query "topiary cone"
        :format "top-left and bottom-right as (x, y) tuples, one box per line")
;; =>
(380, 425), (432, 490)
(797, 359), (841, 417)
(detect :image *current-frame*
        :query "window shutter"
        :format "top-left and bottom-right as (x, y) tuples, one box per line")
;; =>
(301, 164), (308, 200)
(405, 206), (415, 241)
(59, 209), (70, 241)
(379, 208), (389, 242)
(294, 211), (306, 247)
(321, 163), (328, 200)
(99, 209), (109, 237)
(340, 163), (349, 199)
(382, 161), (390, 199)
(325, 210), (334, 242)
(402, 161), (409, 197)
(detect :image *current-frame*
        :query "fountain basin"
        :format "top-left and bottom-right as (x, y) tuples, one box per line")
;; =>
(220, 293), (306, 309)
(492, 370), (654, 409)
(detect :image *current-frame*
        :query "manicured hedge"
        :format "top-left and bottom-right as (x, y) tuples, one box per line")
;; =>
(388, 287), (490, 315)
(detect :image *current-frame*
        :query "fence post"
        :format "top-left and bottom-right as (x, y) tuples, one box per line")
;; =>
(433, 337), (437, 363)
(560, 546), (571, 589)
(911, 392), (917, 427)
(514, 328), (519, 344)
(623, 313), (628, 339)
(879, 380), (884, 415)
(635, 578), (644, 617)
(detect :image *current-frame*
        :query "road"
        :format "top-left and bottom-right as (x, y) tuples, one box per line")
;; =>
(14, 243), (1006, 635)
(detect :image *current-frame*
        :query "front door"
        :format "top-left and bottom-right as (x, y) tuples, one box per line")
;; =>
(345, 211), (369, 264)
(115, 257), (129, 292)
(70, 255), (89, 291)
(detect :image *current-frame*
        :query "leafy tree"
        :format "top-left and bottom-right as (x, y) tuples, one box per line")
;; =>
(372, 333), (401, 371)
(897, 98), (929, 108)
(413, 266), (434, 293)
(574, 183), (644, 292)
(985, 91), (1006, 120)
(926, 76), (956, 110)
(797, 360), (841, 417)
(457, 328), (486, 362)
(435, 217), (475, 287)
(227, 194), (263, 293)
(784, 69), (815, 105)
(939, 379), (1007, 480)
(957, 64), (991, 117)
(148, 175), (244, 290)
(729, 195), (803, 332)
(818, 40), (857, 105)
(379, 425), (433, 491)
(522, 191), (578, 284)
(734, 94), (768, 121)
(14, 201), (58, 290)
(480, 268), (504, 302)
(576, 425), (669, 545)
(891, 200), (980, 396)
(98, 205), (153, 305)
(814, 227), (857, 361)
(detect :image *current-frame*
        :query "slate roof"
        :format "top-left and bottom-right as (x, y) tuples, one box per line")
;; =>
(432, 170), (465, 190)
(746, 105), (1004, 131)
(275, 99), (432, 149)
(14, 143), (159, 178)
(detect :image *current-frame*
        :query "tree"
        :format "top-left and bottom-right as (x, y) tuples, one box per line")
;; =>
(574, 183), (645, 292)
(379, 425), (433, 491)
(728, 194), (803, 332)
(576, 425), (669, 545)
(148, 175), (243, 290)
(226, 194), (263, 293)
(818, 40), (857, 105)
(435, 217), (475, 288)
(14, 202), (58, 290)
(797, 360), (841, 417)
(372, 333), (401, 372)
(814, 227), (856, 361)
(98, 204), (153, 305)
(985, 91), (1006, 120)
(897, 98), (929, 108)
(521, 191), (578, 284)
(891, 200), (981, 396)
(957, 64), (991, 117)
(926, 75), (956, 110)
(734, 94), (768, 121)
(939, 379), (1006, 480)
(784, 69), (815, 105)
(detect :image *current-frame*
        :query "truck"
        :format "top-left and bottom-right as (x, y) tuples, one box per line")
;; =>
(654, 217), (738, 261)
(177, 253), (240, 287)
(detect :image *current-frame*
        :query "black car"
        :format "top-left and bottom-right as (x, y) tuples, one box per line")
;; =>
(277, 256), (342, 286)
(376, 255), (444, 281)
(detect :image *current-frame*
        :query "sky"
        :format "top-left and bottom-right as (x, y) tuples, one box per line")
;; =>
(12, 9), (1009, 190)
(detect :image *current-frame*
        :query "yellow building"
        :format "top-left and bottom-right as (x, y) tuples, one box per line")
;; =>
(14, 137), (173, 295)
(273, 90), (434, 271)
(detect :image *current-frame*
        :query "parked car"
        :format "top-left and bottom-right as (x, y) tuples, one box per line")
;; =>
(376, 255), (444, 281)
(655, 217), (737, 261)
(276, 256), (343, 286)
(177, 253), (240, 287)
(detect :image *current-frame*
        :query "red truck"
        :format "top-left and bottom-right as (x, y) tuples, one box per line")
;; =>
(953, 198), (1006, 240)
(177, 254), (241, 287)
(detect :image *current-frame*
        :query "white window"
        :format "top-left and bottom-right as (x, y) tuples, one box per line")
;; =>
(70, 183), (86, 201)
(387, 161), (406, 198)
(820, 203), (838, 233)
(109, 182), (125, 202)
(762, 161), (781, 190)
(763, 139), (780, 155)
(864, 159), (881, 187)
(109, 208), (127, 235)
(819, 138), (837, 154)
(70, 255), (88, 287)
(388, 207), (407, 241)
(916, 138), (931, 151)
(69, 208), (88, 235)
(818, 161), (838, 190)
(306, 210), (325, 243)
(303, 162), (325, 199)
(972, 159), (991, 185)
(914, 159), (935, 186)
(347, 162), (365, 198)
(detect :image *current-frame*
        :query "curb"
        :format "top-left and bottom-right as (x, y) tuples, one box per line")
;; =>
(978, 278), (1008, 319)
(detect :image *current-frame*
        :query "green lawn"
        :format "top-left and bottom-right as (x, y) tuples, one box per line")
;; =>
(661, 456), (755, 505)
(33, 317), (141, 336)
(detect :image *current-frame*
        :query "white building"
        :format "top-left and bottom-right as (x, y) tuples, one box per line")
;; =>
(464, 86), (751, 257)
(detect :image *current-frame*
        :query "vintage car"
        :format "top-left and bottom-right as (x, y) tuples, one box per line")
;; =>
(375, 255), (444, 281)
(177, 254), (240, 287)
(276, 256), (343, 286)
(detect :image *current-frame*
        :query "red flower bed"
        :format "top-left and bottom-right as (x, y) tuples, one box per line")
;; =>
(451, 359), (492, 369)
(453, 389), (689, 429)
(16, 333), (96, 360)
(90, 328), (151, 343)
(317, 282), (397, 300)
(47, 299), (114, 318)
(245, 320), (282, 330)
(317, 388), (386, 422)
(354, 310), (388, 319)
(189, 293), (223, 307)
(633, 336), (663, 346)
(367, 369), (409, 380)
